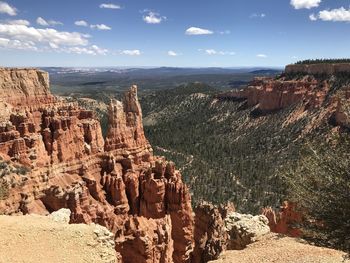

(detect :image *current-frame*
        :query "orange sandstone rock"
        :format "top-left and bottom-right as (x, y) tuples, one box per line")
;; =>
(0, 69), (194, 263)
(262, 202), (302, 237)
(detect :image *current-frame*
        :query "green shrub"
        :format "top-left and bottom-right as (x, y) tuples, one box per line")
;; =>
(0, 180), (9, 200)
(284, 139), (350, 252)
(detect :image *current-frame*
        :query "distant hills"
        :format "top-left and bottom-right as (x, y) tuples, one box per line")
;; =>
(42, 66), (282, 77)
(45, 66), (282, 96)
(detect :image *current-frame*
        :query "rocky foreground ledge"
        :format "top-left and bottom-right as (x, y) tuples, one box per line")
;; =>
(209, 233), (349, 263)
(0, 209), (117, 263)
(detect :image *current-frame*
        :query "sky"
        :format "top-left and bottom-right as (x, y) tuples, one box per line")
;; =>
(0, 0), (350, 67)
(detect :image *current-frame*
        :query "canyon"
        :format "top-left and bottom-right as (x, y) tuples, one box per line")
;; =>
(1, 65), (349, 262)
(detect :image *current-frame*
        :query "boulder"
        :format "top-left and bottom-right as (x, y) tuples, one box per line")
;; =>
(225, 212), (270, 250)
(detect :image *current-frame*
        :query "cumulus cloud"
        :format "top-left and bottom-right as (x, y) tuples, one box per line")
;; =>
(250, 13), (266, 18)
(290, 0), (321, 9)
(7, 19), (30, 26)
(0, 24), (89, 46)
(143, 11), (166, 24)
(36, 17), (63, 26)
(75, 21), (111, 30)
(67, 45), (108, 55)
(90, 24), (111, 30)
(0, 23), (90, 54)
(0, 37), (37, 51)
(203, 49), (235, 55)
(257, 54), (267, 58)
(310, 7), (350, 22)
(185, 27), (213, 35)
(75, 20), (88, 27)
(121, 49), (141, 56)
(168, 50), (179, 56)
(0, 23), (109, 55)
(0, 1), (17, 16)
(99, 3), (121, 9)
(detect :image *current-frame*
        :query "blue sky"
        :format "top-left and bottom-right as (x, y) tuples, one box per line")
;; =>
(0, 0), (350, 67)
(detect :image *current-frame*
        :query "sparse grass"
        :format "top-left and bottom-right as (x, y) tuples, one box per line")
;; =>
(283, 137), (350, 252)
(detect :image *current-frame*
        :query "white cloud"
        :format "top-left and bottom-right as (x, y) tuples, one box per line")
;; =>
(250, 13), (266, 18)
(257, 54), (267, 58)
(36, 17), (63, 27)
(205, 49), (217, 55)
(309, 13), (318, 21)
(75, 20), (88, 27)
(0, 23), (109, 55)
(75, 21), (111, 30)
(0, 24), (89, 46)
(99, 3), (121, 9)
(185, 27), (213, 35)
(310, 7), (350, 22)
(67, 45), (108, 55)
(143, 11), (166, 24)
(90, 24), (111, 30)
(7, 19), (30, 26)
(36, 17), (48, 26)
(0, 1), (17, 16)
(121, 49), (141, 56)
(0, 37), (37, 51)
(290, 0), (321, 9)
(168, 50), (179, 56)
(204, 49), (235, 55)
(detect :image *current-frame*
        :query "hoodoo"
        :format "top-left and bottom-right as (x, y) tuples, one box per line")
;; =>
(0, 68), (194, 263)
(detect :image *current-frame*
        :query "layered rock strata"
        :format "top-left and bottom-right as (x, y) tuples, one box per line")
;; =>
(0, 69), (194, 263)
(218, 76), (329, 113)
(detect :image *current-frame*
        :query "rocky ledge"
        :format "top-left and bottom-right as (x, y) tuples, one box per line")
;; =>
(0, 209), (117, 263)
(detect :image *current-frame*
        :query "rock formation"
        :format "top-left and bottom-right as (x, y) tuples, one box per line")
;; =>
(224, 212), (270, 250)
(192, 202), (270, 262)
(0, 68), (194, 263)
(262, 202), (302, 237)
(192, 202), (230, 263)
(218, 76), (329, 113)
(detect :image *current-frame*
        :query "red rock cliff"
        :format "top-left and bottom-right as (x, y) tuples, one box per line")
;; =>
(218, 76), (329, 113)
(0, 68), (194, 263)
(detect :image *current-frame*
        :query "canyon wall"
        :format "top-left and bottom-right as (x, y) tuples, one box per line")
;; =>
(218, 75), (329, 113)
(0, 69), (194, 263)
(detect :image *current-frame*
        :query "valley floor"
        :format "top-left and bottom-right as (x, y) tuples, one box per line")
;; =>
(209, 233), (349, 263)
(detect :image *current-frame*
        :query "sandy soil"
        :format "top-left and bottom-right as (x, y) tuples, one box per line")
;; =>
(209, 233), (349, 263)
(0, 214), (117, 263)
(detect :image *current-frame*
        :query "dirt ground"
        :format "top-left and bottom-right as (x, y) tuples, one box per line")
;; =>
(0, 213), (117, 263)
(209, 233), (349, 263)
